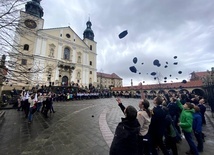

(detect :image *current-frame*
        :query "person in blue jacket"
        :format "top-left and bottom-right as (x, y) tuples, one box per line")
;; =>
(193, 105), (203, 153)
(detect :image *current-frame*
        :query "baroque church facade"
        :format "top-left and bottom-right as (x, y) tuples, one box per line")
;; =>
(13, 0), (97, 88)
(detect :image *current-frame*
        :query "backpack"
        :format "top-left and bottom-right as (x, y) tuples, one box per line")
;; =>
(165, 114), (182, 143)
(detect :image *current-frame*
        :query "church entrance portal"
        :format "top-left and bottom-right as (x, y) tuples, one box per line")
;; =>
(62, 76), (68, 86)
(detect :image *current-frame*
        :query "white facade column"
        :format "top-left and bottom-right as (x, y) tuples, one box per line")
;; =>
(41, 38), (47, 56)
(83, 68), (89, 86)
(82, 51), (86, 65)
(58, 43), (63, 59)
(93, 70), (97, 85)
(55, 67), (59, 80)
(34, 36), (42, 55)
(71, 71), (76, 83)
(86, 53), (89, 66)
(72, 46), (76, 63)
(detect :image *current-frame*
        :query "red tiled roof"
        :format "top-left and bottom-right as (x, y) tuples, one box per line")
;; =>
(194, 72), (209, 78)
(112, 80), (203, 91)
(190, 71), (210, 81)
(97, 72), (122, 80)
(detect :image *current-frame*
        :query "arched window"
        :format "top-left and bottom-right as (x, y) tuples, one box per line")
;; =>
(90, 45), (92, 50)
(23, 44), (29, 51)
(64, 47), (70, 60)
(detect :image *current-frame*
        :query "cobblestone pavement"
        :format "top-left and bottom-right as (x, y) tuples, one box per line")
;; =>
(0, 98), (213, 155)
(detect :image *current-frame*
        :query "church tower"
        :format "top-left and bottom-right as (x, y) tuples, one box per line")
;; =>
(12, 0), (45, 85)
(83, 19), (97, 86)
(20, 0), (44, 31)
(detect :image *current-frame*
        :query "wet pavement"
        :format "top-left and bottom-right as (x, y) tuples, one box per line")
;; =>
(0, 98), (213, 155)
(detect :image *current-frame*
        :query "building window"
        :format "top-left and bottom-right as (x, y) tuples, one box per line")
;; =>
(66, 34), (71, 38)
(90, 71), (92, 74)
(64, 47), (70, 60)
(90, 45), (92, 50)
(23, 44), (29, 51)
(90, 61), (92, 66)
(21, 59), (27, 65)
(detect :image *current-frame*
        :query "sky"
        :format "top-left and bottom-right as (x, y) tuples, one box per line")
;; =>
(38, 0), (214, 86)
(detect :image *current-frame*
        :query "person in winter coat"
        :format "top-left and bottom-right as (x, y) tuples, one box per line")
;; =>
(137, 99), (151, 155)
(198, 98), (206, 125)
(110, 98), (140, 155)
(177, 100), (199, 155)
(149, 96), (170, 155)
(167, 97), (182, 135)
(193, 106), (203, 152)
(163, 105), (179, 155)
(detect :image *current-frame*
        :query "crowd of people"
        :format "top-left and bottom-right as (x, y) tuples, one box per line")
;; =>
(13, 85), (112, 123)
(17, 87), (56, 123)
(110, 91), (207, 155)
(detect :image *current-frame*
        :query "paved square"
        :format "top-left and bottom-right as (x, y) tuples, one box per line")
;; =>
(0, 98), (214, 155)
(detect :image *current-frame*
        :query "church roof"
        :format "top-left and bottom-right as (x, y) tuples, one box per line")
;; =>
(38, 26), (94, 48)
(97, 72), (122, 80)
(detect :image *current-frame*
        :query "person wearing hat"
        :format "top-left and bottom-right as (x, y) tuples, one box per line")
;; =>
(177, 100), (199, 155)
(110, 98), (140, 155)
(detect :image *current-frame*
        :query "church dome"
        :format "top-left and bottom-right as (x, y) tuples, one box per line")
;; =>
(25, 0), (44, 18)
(83, 20), (94, 41)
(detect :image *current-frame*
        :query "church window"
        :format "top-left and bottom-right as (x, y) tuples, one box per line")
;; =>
(90, 61), (92, 66)
(23, 44), (29, 51)
(64, 47), (70, 60)
(66, 34), (71, 38)
(90, 45), (92, 50)
(21, 59), (27, 65)
(90, 71), (92, 74)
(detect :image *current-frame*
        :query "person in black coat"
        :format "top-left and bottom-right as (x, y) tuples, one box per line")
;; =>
(149, 96), (170, 155)
(198, 98), (206, 125)
(43, 95), (52, 118)
(167, 97), (182, 135)
(110, 98), (140, 155)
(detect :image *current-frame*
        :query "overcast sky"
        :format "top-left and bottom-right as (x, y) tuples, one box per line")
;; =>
(39, 0), (214, 86)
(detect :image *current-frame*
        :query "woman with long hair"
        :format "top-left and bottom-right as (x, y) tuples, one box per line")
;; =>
(137, 99), (152, 155)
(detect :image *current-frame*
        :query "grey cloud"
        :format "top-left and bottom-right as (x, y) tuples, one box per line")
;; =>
(41, 0), (214, 86)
